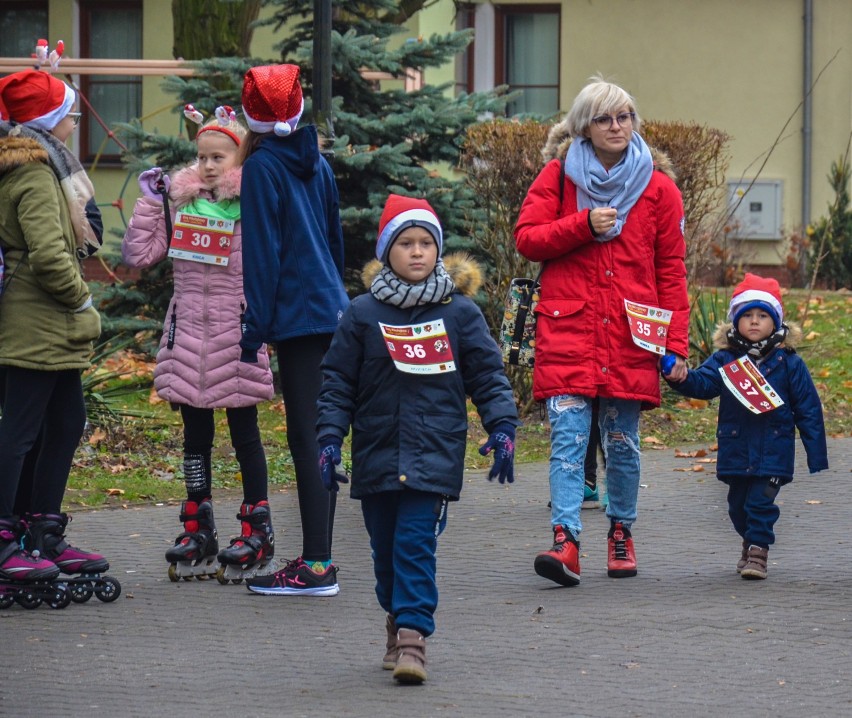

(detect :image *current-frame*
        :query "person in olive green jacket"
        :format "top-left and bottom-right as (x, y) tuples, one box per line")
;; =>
(0, 69), (109, 583)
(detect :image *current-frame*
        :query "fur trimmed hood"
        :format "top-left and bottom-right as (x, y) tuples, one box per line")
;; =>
(360, 252), (483, 297)
(0, 135), (48, 176)
(712, 321), (802, 351)
(169, 163), (242, 208)
(541, 131), (676, 183)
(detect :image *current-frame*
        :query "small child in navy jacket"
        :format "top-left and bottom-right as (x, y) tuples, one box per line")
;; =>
(667, 274), (827, 579)
(316, 195), (519, 684)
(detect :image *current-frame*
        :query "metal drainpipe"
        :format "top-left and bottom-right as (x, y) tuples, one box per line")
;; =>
(802, 0), (813, 231)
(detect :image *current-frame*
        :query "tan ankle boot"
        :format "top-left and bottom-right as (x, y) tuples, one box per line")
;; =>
(382, 614), (397, 670)
(736, 540), (749, 573)
(392, 628), (427, 684)
(741, 545), (768, 580)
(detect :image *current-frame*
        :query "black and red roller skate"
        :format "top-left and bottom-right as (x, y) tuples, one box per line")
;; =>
(0, 518), (70, 610)
(166, 498), (219, 581)
(216, 500), (274, 584)
(26, 513), (121, 604)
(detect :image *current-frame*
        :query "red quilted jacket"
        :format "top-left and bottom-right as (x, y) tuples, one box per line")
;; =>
(514, 158), (689, 407)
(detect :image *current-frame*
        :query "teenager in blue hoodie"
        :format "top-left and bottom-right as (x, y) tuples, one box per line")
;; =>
(238, 64), (349, 597)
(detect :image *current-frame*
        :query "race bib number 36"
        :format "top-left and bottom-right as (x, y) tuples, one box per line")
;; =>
(168, 211), (234, 266)
(719, 356), (785, 414)
(624, 299), (672, 356)
(380, 319), (456, 374)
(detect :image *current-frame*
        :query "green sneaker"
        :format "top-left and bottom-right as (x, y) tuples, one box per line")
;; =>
(600, 492), (609, 510)
(582, 483), (600, 509)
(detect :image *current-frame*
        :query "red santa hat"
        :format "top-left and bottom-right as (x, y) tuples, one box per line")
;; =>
(377, 194), (443, 262)
(0, 69), (75, 131)
(728, 273), (784, 330)
(241, 64), (304, 137)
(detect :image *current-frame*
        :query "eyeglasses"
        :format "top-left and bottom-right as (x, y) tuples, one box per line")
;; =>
(67, 112), (82, 127)
(591, 112), (635, 130)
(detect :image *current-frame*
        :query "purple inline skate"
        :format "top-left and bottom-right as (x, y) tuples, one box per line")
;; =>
(216, 500), (274, 584)
(166, 498), (219, 581)
(0, 518), (70, 610)
(26, 513), (121, 604)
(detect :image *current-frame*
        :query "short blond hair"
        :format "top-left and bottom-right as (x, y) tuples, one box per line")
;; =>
(563, 75), (641, 138)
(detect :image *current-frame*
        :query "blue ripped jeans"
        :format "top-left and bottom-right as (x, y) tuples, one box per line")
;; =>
(547, 395), (642, 541)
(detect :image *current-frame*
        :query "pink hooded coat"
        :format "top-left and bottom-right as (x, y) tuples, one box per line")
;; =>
(122, 164), (274, 408)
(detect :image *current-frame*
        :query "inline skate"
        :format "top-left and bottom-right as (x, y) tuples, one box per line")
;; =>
(26, 513), (121, 604)
(216, 500), (274, 584)
(166, 498), (219, 581)
(0, 518), (70, 610)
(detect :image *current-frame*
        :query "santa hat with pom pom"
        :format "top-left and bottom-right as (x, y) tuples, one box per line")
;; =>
(728, 273), (785, 331)
(376, 194), (443, 263)
(241, 64), (303, 137)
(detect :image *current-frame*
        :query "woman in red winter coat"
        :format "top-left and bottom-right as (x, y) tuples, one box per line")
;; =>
(514, 76), (690, 586)
(123, 108), (275, 584)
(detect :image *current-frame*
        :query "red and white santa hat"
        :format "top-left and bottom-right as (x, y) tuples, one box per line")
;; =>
(377, 194), (443, 262)
(241, 64), (304, 137)
(728, 273), (784, 330)
(0, 69), (75, 131)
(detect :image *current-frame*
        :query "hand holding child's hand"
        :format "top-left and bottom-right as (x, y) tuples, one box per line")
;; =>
(479, 424), (515, 485)
(138, 167), (170, 201)
(318, 442), (349, 492)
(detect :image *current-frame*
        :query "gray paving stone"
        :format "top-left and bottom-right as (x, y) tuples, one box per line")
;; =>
(2, 438), (850, 717)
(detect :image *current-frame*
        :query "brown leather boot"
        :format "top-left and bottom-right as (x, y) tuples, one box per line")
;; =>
(382, 614), (397, 670)
(736, 540), (749, 573)
(392, 628), (427, 684)
(741, 545), (768, 580)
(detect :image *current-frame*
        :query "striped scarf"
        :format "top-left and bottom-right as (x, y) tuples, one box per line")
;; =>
(370, 261), (456, 308)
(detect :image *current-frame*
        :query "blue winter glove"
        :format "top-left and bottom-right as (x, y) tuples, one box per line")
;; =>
(479, 424), (516, 484)
(318, 442), (349, 493)
(138, 167), (170, 201)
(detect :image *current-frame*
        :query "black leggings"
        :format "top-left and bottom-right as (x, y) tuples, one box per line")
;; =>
(277, 334), (336, 563)
(0, 368), (86, 519)
(180, 404), (268, 505)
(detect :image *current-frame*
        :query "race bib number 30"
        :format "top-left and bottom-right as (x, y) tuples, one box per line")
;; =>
(624, 299), (672, 356)
(719, 356), (785, 414)
(168, 211), (234, 266)
(380, 319), (456, 374)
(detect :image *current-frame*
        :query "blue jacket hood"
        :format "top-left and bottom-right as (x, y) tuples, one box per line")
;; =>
(258, 125), (320, 180)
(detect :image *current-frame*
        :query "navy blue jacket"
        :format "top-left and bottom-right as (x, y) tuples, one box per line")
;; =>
(669, 334), (828, 482)
(240, 125), (348, 357)
(317, 256), (519, 500)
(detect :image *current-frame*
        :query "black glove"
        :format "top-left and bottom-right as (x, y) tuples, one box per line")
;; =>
(478, 424), (516, 484)
(318, 442), (349, 492)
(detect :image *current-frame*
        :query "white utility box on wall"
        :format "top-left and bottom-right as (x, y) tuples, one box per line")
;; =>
(727, 180), (783, 239)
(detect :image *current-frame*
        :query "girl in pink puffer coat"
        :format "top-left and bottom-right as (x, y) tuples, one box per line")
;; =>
(122, 107), (275, 584)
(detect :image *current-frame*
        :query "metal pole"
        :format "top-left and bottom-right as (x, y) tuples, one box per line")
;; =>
(313, 0), (334, 148)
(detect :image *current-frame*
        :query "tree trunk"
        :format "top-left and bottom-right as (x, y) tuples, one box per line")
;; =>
(172, 0), (261, 60)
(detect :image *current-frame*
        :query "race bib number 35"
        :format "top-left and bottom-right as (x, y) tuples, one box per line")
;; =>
(624, 299), (672, 356)
(380, 319), (456, 374)
(719, 356), (785, 414)
(168, 211), (235, 266)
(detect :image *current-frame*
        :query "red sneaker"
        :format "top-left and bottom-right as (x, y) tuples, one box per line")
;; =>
(607, 522), (637, 578)
(534, 525), (580, 586)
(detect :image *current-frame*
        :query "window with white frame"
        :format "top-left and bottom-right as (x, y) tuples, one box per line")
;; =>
(495, 4), (560, 117)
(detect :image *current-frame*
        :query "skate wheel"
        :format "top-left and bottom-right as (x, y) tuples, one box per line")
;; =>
(48, 584), (71, 609)
(95, 576), (122, 603)
(215, 566), (228, 585)
(16, 590), (42, 609)
(70, 581), (94, 603)
(167, 564), (179, 582)
(0, 593), (14, 609)
(231, 578), (243, 585)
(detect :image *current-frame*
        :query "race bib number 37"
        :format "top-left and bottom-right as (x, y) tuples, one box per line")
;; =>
(719, 356), (785, 414)
(168, 211), (234, 266)
(380, 319), (456, 374)
(624, 299), (672, 356)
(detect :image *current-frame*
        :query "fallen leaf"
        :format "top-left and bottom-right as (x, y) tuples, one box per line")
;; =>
(87, 428), (107, 446)
(805, 499), (822, 505)
(622, 662), (641, 669)
(643, 436), (664, 444)
(696, 458), (717, 463)
(105, 488), (125, 496)
(674, 449), (708, 458)
(804, 331), (820, 341)
(818, 368), (831, 378)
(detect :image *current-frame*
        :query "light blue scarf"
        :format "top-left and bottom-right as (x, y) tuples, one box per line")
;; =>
(565, 132), (654, 242)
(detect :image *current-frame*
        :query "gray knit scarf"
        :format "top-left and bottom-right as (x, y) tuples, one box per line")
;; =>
(370, 261), (456, 308)
(0, 121), (101, 258)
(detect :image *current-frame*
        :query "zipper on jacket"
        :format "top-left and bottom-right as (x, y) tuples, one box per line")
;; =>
(167, 303), (177, 349)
